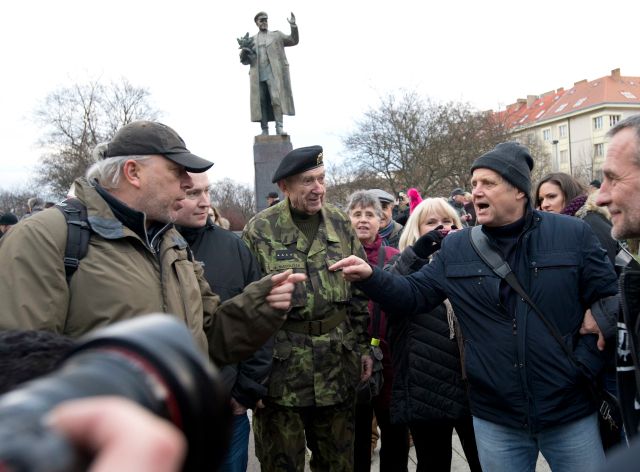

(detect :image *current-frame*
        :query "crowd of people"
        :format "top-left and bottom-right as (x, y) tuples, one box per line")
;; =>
(1, 114), (640, 472)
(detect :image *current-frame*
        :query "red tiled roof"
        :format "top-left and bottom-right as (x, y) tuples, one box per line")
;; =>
(497, 69), (640, 129)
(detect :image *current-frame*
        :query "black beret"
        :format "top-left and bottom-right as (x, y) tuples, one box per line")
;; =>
(272, 145), (324, 183)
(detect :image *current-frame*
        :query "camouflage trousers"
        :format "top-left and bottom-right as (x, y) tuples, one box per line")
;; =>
(253, 400), (356, 472)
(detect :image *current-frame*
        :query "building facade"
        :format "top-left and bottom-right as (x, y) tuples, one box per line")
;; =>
(499, 68), (640, 182)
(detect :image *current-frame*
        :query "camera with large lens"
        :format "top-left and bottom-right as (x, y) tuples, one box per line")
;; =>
(0, 314), (231, 472)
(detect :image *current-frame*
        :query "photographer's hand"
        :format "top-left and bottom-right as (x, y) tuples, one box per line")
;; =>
(48, 397), (186, 472)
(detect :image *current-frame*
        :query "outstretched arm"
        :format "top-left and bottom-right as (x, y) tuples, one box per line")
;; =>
(329, 255), (372, 281)
(284, 12), (299, 46)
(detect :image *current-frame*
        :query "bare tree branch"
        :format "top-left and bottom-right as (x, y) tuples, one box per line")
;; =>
(33, 77), (161, 197)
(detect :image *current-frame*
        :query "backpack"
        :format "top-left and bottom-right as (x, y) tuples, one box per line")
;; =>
(55, 199), (92, 283)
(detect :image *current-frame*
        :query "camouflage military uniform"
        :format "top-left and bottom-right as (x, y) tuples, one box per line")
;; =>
(243, 198), (370, 471)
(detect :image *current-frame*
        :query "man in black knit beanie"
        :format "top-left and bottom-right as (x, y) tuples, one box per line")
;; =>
(332, 140), (619, 472)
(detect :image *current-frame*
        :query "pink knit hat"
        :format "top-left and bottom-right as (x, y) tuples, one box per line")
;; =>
(407, 188), (423, 214)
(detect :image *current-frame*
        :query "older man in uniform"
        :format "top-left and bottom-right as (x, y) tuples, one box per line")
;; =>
(242, 145), (372, 471)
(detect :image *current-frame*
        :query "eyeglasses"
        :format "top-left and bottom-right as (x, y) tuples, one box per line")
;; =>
(185, 186), (211, 200)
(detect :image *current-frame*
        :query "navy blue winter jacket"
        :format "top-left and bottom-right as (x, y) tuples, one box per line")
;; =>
(358, 210), (618, 433)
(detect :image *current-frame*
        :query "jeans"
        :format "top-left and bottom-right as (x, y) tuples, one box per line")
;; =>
(219, 413), (250, 472)
(473, 413), (605, 472)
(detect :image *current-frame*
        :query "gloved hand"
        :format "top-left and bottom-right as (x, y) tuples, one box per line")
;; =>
(412, 225), (445, 259)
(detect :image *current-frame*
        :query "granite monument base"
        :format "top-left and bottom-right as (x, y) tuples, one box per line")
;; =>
(254, 134), (293, 212)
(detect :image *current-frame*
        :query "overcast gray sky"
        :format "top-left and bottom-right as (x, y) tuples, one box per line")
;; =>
(1, 0), (637, 192)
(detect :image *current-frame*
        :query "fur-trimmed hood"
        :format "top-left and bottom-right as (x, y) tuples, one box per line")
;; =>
(574, 192), (610, 220)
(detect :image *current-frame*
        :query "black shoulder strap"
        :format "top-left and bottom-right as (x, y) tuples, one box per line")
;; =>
(371, 246), (387, 342)
(55, 199), (91, 284)
(468, 226), (576, 363)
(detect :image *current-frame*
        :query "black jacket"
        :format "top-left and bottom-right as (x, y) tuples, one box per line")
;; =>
(179, 220), (272, 408)
(618, 267), (640, 438)
(358, 210), (618, 433)
(387, 246), (471, 424)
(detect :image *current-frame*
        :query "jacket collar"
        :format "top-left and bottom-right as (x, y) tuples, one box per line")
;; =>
(272, 198), (342, 251)
(74, 178), (177, 251)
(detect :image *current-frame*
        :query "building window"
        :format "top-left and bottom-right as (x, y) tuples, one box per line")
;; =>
(593, 116), (603, 130)
(560, 150), (568, 164)
(543, 129), (551, 141)
(559, 124), (567, 138)
(610, 114), (621, 127)
(594, 143), (604, 157)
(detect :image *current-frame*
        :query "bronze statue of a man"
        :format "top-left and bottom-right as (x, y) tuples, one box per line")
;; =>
(239, 12), (298, 136)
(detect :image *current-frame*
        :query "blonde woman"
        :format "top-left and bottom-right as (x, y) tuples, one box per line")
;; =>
(389, 198), (482, 472)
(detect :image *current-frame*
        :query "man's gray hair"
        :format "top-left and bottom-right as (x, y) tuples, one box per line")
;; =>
(607, 114), (640, 166)
(86, 147), (152, 189)
(27, 197), (44, 211)
(346, 190), (384, 219)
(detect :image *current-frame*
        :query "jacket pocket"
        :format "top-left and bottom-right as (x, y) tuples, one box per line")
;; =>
(173, 259), (204, 326)
(332, 327), (360, 390)
(445, 262), (501, 308)
(323, 257), (352, 303)
(530, 252), (580, 330)
(266, 259), (308, 308)
(268, 336), (293, 398)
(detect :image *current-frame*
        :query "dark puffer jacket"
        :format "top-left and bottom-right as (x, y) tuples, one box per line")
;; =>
(387, 246), (470, 424)
(358, 210), (618, 433)
(179, 220), (272, 409)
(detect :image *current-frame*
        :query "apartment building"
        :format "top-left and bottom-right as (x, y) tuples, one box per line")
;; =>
(499, 68), (640, 181)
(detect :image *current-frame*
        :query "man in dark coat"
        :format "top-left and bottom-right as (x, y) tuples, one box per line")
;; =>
(332, 142), (619, 472)
(596, 114), (640, 441)
(176, 172), (270, 472)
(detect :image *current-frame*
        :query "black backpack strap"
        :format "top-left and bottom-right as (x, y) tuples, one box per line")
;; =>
(55, 199), (91, 283)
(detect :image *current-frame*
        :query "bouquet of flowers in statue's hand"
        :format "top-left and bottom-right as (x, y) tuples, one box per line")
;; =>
(237, 32), (256, 65)
(237, 32), (254, 50)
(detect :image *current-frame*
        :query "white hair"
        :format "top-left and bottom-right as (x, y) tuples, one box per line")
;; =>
(86, 143), (153, 189)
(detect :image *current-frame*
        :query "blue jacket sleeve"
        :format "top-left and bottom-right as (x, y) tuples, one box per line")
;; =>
(356, 248), (447, 315)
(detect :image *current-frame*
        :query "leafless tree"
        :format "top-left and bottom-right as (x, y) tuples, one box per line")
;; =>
(324, 160), (389, 208)
(342, 91), (513, 198)
(34, 77), (160, 197)
(0, 185), (39, 217)
(209, 178), (256, 230)
(510, 132), (553, 197)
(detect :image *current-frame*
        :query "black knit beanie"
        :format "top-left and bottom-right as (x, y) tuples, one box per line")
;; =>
(470, 142), (534, 196)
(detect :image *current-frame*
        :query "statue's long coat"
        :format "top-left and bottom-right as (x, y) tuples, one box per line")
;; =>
(242, 27), (298, 122)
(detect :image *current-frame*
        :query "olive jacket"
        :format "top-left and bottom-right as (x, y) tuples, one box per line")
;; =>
(0, 178), (286, 367)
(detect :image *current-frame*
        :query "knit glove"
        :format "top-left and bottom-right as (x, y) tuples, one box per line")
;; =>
(412, 226), (445, 259)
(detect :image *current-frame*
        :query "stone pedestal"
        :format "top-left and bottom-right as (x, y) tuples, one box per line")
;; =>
(253, 135), (293, 212)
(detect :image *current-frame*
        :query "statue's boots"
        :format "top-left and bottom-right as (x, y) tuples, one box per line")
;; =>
(276, 121), (287, 136)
